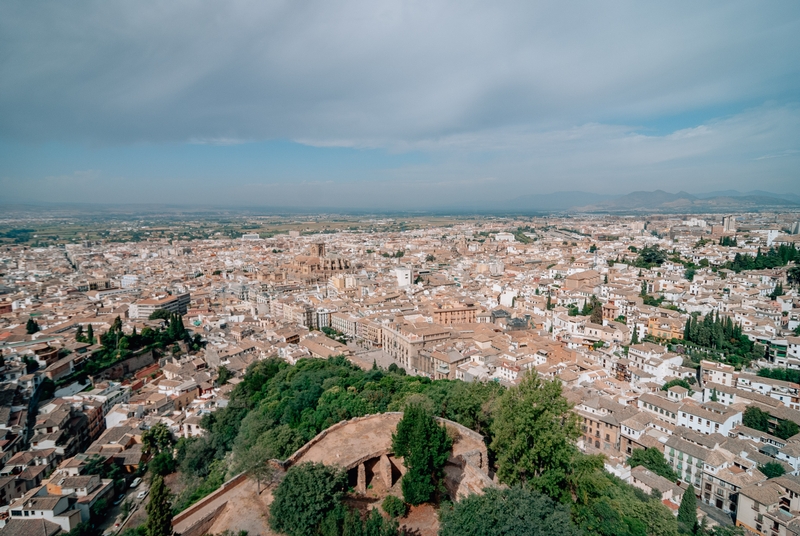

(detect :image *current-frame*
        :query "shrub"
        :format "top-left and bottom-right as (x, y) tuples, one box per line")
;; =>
(382, 495), (407, 518)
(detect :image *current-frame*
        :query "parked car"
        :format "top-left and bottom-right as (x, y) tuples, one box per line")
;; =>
(130, 477), (142, 489)
(113, 494), (125, 506)
(137, 489), (148, 500)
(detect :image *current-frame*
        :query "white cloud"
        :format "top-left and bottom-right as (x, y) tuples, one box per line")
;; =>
(1, 0), (798, 147)
(0, 1), (798, 204)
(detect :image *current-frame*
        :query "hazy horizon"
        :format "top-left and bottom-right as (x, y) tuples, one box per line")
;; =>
(1, 2), (799, 209)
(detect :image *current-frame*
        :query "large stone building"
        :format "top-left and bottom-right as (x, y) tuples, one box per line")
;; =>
(129, 293), (191, 319)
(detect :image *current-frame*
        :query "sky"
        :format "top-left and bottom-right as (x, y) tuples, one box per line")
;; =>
(1, 1), (799, 210)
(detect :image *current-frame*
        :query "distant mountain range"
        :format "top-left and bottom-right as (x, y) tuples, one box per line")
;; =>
(3, 189), (797, 216)
(505, 189), (800, 214)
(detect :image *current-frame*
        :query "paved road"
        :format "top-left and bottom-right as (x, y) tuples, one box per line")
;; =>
(102, 482), (149, 535)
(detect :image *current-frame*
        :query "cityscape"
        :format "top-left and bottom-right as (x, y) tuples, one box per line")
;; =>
(0, 210), (798, 535)
(1, 1), (799, 536)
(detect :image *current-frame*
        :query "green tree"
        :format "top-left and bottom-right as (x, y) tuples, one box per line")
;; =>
(770, 282), (783, 299)
(148, 451), (177, 476)
(86, 324), (94, 344)
(233, 440), (274, 494)
(439, 486), (581, 536)
(269, 462), (346, 536)
(91, 497), (109, 519)
(677, 488), (697, 533)
(759, 462), (786, 479)
(391, 404), (452, 505)
(319, 504), (399, 536)
(26, 318), (39, 334)
(635, 246), (667, 268)
(145, 475), (173, 536)
(490, 370), (580, 501)
(590, 298), (603, 325)
(217, 365), (232, 385)
(382, 495), (407, 519)
(775, 419), (800, 440)
(627, 448), (678, 481)
(83, 454), (108, 476)
(743, 406), (770, 432)
(149, 309), (173, 320)
(75, 324), (84, 342)
(788, 266), (800, 287)
(661, 379), (692, 393)
(66, 522), (98, 536)
(39, 378), (56, 400)
(142, 422), (175, 455)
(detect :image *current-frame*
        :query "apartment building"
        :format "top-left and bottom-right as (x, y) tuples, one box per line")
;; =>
(431, 302), (478, 325)
(737, 476), (800, 536)
(129, 292), (190, 319)
(677, 401), (742, 436)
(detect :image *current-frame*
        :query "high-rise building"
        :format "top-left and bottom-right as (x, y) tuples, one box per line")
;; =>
(722, 215), (736, 232)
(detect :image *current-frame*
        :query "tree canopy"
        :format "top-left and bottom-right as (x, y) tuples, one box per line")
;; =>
(168, 356), (681, 536)
(661, 379), (692, 393)
(392, 404), (452, 505)
(142, 422), (174, 455)
(723, 245), (799, 273)
(683, 312), (760, 368)
(759, 462), (786, 479)
(677, 488), (697, 533)
(743, 406), (799, 440)
(145, 475), (173, 536)
(634, 246), (667, 268)
(269, 462), (346, 536)
(490, 370), (580, 501)
(26, 318), (39, 334)
(628, 448), (678, 481)
(439, 486), (581, 536)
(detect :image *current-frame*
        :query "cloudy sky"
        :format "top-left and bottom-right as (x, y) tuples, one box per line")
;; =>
(1, 1), (798, 209)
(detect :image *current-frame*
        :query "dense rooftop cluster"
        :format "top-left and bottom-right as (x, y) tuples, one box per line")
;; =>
(0, 211), (798, 535)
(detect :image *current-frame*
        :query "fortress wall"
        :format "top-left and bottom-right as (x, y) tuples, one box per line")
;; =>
(172, 472), (248, 529)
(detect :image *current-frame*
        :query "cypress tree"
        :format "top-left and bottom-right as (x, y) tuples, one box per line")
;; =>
(392, 404), (452, 505)
(677, 488), (697, 533)
(145, 475), (173, 536)
(26, 318), (39, 334)
(770, 283), (783, 300)
(86, 324), (94, 344)
(586, 296), (602, 324)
